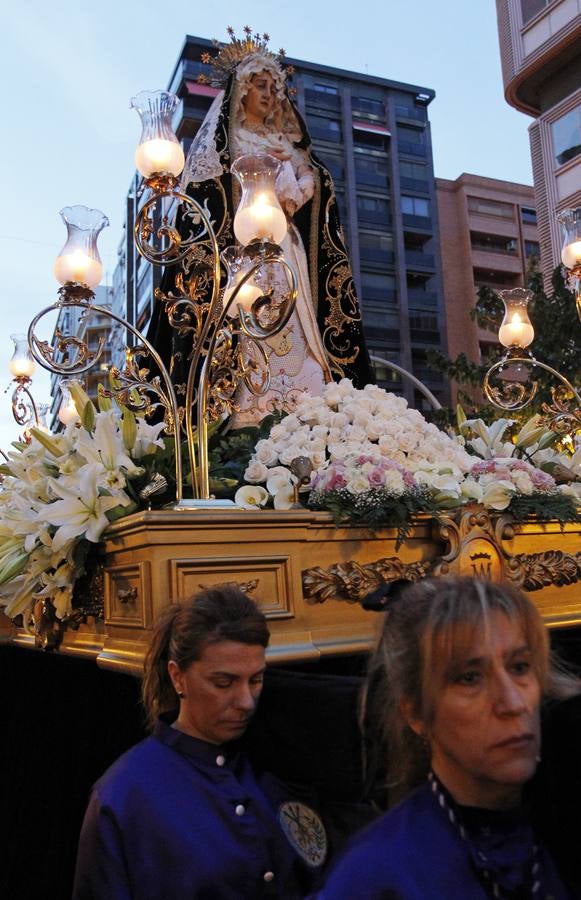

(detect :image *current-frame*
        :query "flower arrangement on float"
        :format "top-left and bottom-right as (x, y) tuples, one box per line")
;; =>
(0, 377), (579, 623)
(233, 379), (581, 530)
(0, 382), (166, 622)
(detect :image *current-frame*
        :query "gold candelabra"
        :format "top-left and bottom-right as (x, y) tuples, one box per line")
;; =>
(20, 91), (298, 506)
(483, 287), (580, 437)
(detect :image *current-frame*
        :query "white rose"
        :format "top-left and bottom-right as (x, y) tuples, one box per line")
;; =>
(345, 472), (370, 494)
(279, 444), (303, 465)
(267, 472), (293, 495)
(511, 471), (534, 495)
(253, 440), (279, 467)
(244, 460), (268, 483)
(268, 424), (286, 442)
(330, 412), (349, 429)
(383, 469), (405, 494)
(310, 450), (327, 468)
(323, 387), (342, 407)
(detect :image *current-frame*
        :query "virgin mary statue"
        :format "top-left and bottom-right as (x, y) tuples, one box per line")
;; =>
(147, 29), (374, 426)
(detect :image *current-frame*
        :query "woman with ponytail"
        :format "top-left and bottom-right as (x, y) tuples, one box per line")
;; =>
(73, 585), (326, 899)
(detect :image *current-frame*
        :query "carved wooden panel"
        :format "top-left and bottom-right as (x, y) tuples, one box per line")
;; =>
(104, 562), (151, 628)
(169, 555), (294, 619)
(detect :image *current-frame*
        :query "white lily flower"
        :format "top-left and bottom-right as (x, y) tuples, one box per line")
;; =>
(234, 485), (269, 509)
(273, 485), (295, 509)
(132, 418), (166, 458)
(39, 466), (132, 551)
(74, 410), (143, 477)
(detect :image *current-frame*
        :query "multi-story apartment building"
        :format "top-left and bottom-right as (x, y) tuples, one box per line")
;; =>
(110, 35), (449, 411)
(436, 173), (539, 385)
(495, 0), (581, 285)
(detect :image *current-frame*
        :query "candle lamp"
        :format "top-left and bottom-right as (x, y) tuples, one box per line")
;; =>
(557, 207), (581, 321)
(498, 288), (535, 349)
(53, 206), (109, 290)
(131, 91), (185, 181)
(58, 380), (80, 426)
(232, 155), (287, 247)
(8, 333), (40, 428)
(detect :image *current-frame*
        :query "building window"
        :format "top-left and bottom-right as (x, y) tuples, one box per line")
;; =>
(467, 196), (514, 219)
(400, 161), (426, 180)
(354, 155), (389, 188)
(357, 195), (390, 224)
(397, 125), (424, 144)
(352, 97), (384, 117)
(361, 272), (396, 302)
(307, 115), (342, 143)
(552, 105), (581, 167)
(401, 195), (430, 217)
(525, 240), (540, 258)
(313, 83), (338, 94)
(520, 0), (550, 24)
(470, 232), (518, 254)
(521, 206), (537, 225)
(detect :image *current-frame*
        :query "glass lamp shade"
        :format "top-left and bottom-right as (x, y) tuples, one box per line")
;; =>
(232, 155), (287, 246)
(53, 206), (109, 289)
(9, 333), (35, 379)
(130, 90), (185, 178)
(58, 380), (79, 426)
(557, 208), (581, 269)
(221, 247), (263, 317)
(498, 288), (535, 349)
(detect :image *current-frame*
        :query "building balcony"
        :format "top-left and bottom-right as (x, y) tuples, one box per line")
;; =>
(304, 88), (342, 111)
(400, 176), (430, 194)
(402, 213), (432, 231)
(361, 287), (397, 303)
(309, 126), (342, 144)
(405, 250), (435, 269)
(355, 171), (390, 189)
(359, 247), (395, 266)
(397, 141), (427, 158)
(358, 210), (392, 227)
(395, 105), (427, 123)
(470, 248), (523, 274)
(408, 289), (438, 308)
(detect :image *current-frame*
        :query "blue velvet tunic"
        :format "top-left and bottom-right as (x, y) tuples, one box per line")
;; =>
(318, 781), (571, 899)
(73, 718), (323, 899)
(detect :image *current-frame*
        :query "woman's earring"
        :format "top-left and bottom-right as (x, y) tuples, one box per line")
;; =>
(177, 689), (185, 699)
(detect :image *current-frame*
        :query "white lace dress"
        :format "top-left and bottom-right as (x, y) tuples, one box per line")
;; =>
(229, 126), (332, 427)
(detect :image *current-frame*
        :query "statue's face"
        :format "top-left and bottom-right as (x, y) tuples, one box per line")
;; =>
(244, 70), (278, 123)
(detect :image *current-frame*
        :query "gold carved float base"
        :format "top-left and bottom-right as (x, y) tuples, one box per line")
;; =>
(1, 506), (580, 673)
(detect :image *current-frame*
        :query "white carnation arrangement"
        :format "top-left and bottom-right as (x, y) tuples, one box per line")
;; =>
(235, 379), (473, 516)
(235, 381), (581, 529)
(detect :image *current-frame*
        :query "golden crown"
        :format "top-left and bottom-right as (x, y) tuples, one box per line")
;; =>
(198, 26), (294, 88)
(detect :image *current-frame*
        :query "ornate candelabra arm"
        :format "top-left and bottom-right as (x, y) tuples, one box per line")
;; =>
(237, 254), (297, 341)
(483, 352), (540, 412)
(134, 184), (220, 267)
(484, 351), (581, 430)
(10, 381), (40, 428)
(194, 249), (298, 500)
(27, 292), (184, 503)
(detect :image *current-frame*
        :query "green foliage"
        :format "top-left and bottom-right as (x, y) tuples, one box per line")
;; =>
(207, 414), (283, 497)
(428, 267), (581, 424)
(508, 493), (581, 526)
(308, 487), (438, 550)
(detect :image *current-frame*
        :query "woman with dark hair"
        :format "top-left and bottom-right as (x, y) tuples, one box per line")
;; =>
(73, 585), (327, 899)
(147, 32), (373, 426)
(319, 577), (580, 899)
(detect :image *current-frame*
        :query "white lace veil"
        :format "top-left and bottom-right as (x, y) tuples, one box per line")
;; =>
(180, 53), (302, 190)
(180, 90), (225, 188)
